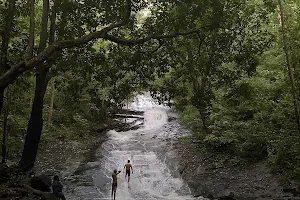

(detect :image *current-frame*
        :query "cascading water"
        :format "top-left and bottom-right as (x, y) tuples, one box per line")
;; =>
(65, 93), (205, 200)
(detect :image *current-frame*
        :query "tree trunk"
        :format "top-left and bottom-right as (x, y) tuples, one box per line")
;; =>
(1, 89), (10, 163)
(0, 88), (4, 116)
(26, 0), (35, 60)
(48, 78), (55, 124)
(2, 107), (8, 164)
(18, 0), (50, 172)
(47, 2), (57, 125)
(46, 2), (57, 125)
(0, 0), (16, 71)
(0, 0), (16, 163)
(278, 0), (300, 131)
(192, 76), (211, 135)
(0, 0), (16, 114)
(18, 67), (49, 172)
(198, 107), (211, 135)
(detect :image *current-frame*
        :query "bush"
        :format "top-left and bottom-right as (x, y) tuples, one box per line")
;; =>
(270, 144), (300, 173)
(203, 134), (237, 153)
(239, 137), (268, 162)
(6, 136), (24, 160)
(272, 150), (300, 182)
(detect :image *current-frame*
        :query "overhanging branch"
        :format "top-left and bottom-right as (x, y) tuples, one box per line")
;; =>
(0, 0), (199, 88)
(103, 30), (199, 46)
(0, 29), (200, 88)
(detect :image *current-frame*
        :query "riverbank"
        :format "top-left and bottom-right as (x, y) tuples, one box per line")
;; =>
(3, 107), (298, 200)
(0, 111), (144, 200)
(35, 110), (144, 176)
(175, 138), (300, 200)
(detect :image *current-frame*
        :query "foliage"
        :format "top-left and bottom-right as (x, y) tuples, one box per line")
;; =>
(239, 137), (268, 162)
(1, 0), (300, 185)
(149, 0), (300, 183)
(203, 134), (237, 153)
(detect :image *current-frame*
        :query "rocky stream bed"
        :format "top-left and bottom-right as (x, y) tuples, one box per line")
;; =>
(1, 99), (299, 200)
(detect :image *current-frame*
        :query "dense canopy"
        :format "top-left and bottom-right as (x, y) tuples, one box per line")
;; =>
(1, 0), (300, 187)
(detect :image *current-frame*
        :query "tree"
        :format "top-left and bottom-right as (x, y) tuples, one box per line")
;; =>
(277, 0), (300, 131)
(150, 0), (272, 135)
(5, 0), (200, 172)
(47, 78), (55, 124)
(17, 0), (51, 172)
(0, 0), (198, 107)
(1, 0), (294, 176)
(0, 0), (16, 163)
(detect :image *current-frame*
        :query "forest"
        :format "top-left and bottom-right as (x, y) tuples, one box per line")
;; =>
(1, 0), (300, 195)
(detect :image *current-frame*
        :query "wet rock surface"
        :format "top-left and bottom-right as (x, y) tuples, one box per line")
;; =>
(35, 116), (139, 177)
(175, 140), (300, 200)
(0, 183), (59, 200)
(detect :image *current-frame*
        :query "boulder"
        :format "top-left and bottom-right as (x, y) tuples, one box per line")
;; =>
(31, 174), (52, 192)
(218, 192), (235, 200)
(168, 116), (177, 122)
(96, 124), (109, 133)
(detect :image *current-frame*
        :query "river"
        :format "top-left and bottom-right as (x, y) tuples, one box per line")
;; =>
(64, 94), (206, 200)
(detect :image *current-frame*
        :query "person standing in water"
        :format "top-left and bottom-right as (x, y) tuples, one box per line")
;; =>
(111, 169), (121, 200)
(124, 160), (133, 183)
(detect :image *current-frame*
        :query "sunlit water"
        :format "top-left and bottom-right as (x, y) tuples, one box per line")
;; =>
(65, 94), (205, 200)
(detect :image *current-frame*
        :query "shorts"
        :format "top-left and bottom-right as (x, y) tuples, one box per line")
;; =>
(112, 183), (117, 188)
(126, 169), (131, 176)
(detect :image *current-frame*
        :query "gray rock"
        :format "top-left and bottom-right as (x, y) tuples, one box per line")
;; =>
(31, 174), (52, 192)
(217, 192), (235, 200)
(96, 124), (108, 133)
(6, 160), (17, 168)
(178, 164), (186, 175)
(168, 116), (177, 122)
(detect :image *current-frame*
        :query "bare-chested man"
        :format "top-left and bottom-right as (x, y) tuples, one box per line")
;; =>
(111, 169), (121, 200)
(124, 160), (133, 183)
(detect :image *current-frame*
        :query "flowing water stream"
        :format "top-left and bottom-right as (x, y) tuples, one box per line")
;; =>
(65, 94), (205, 200)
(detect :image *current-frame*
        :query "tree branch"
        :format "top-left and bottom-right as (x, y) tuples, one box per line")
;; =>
(0, 0), (198, 88)
(103, 30), (199, 46)
(38, 0), (49, 54)
(0, 29), (199, 88)
(147, 39), (164, 54)
(49, 1), (57, 45)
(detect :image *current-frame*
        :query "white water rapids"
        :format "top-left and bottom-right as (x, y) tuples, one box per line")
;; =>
(65, 94), (206, 200)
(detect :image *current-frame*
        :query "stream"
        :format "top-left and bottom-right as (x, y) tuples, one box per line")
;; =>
(64, 94), (206, 200)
